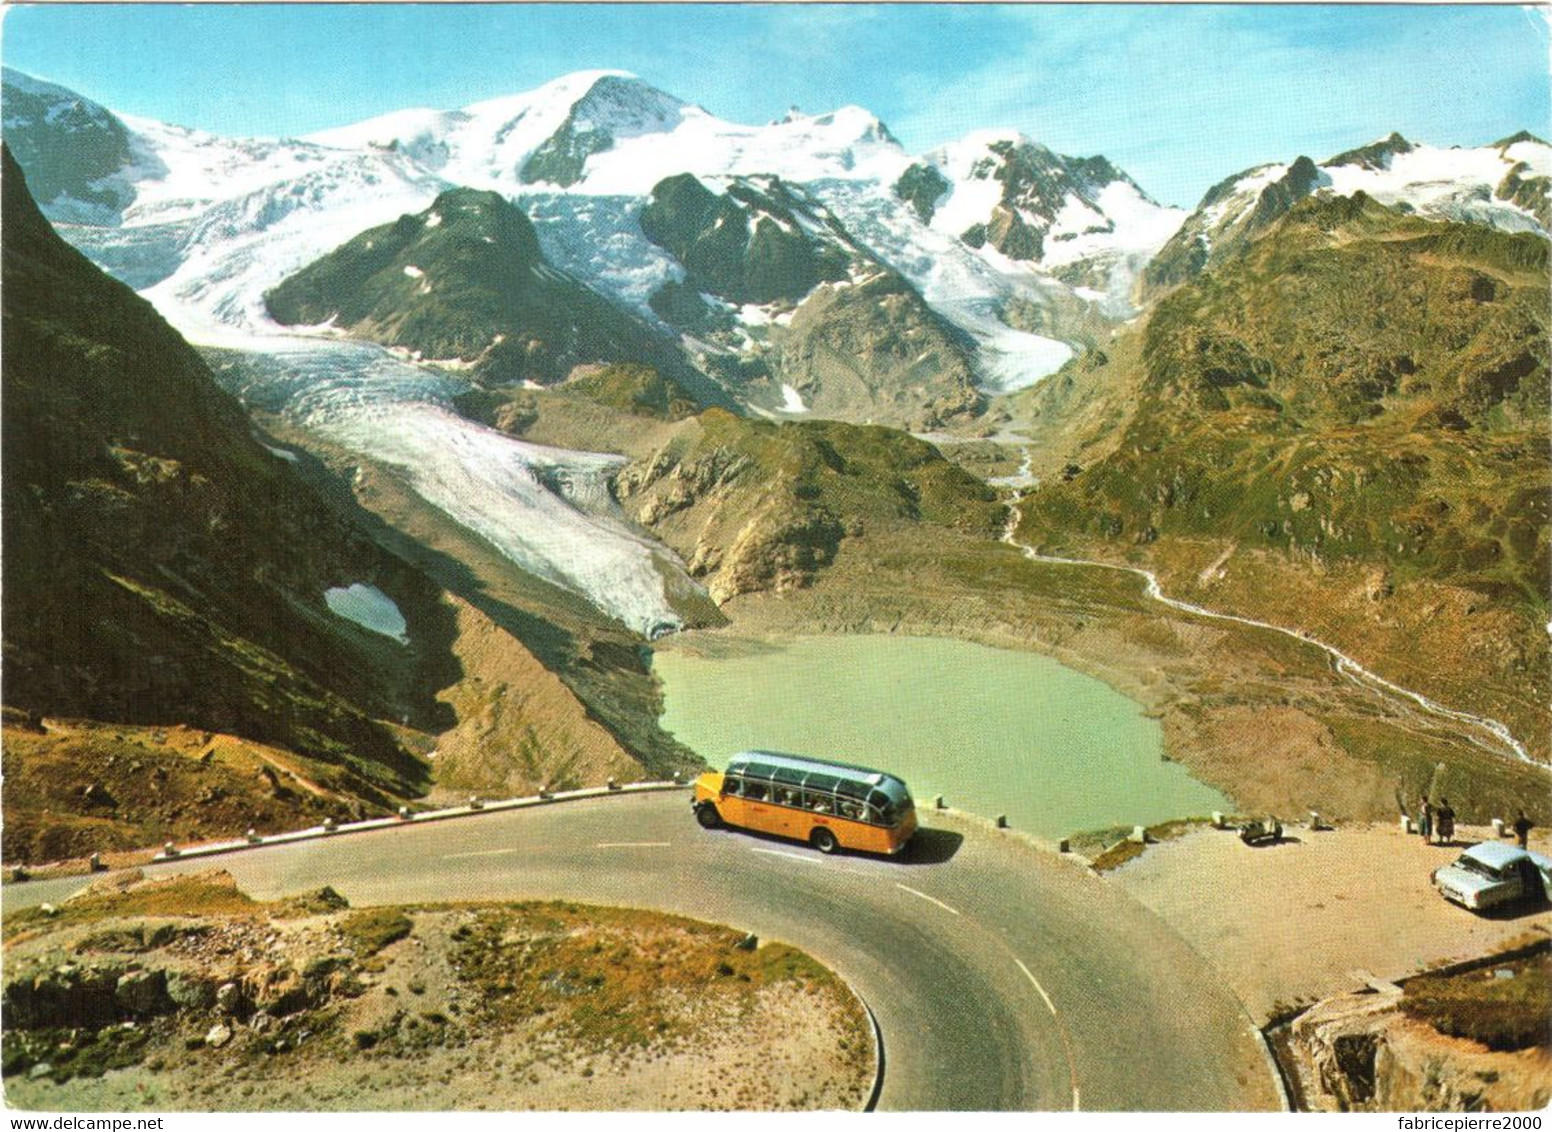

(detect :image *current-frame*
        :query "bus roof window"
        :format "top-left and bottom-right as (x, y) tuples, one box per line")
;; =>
(741, 762), (776, 781)
(772, 766), (806, 786)
(835, 778), (870, 800)
(805, 772), (841, 794)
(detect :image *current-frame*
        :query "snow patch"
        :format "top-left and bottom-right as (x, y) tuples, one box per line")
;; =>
(779, 384), (809, 413)
(324, 583), (409, 644)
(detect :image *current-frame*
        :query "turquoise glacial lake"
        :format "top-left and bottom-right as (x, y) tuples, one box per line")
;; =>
(654, 635), (1229, 840)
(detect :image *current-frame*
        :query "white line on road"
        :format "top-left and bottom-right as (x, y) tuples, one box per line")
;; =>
(1015, 957), (1081, 1112)
(750, 848), (826, 865)
(595, 842), (671, 849)
(895, 883), (961, 916)
(441, 848), (520, 860)
(1015, 957), (1058, 1015)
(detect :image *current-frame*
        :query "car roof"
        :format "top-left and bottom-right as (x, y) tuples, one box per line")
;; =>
(1462, 841), (1531, 869)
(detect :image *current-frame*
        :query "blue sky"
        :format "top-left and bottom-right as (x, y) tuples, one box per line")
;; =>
(3, 4), (1547, 207)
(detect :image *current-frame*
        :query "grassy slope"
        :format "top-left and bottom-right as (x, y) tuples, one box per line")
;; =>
(1015, 194), (1551, 763)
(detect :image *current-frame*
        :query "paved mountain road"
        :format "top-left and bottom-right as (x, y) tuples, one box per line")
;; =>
(4, 793), (1279, 1112)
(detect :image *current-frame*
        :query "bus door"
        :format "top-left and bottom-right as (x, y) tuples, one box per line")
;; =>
(718, 774), (749, 827)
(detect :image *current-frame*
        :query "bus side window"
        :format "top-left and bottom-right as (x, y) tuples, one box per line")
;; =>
(810, 794), (832, 814)
(723, 776), (742, 797)
(744, 781), (768, 802)
(838, 800), (863, 821)
(776, 787), (799, 807)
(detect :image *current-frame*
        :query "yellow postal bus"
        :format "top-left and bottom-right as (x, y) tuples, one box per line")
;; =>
(693, 750), (918, 856)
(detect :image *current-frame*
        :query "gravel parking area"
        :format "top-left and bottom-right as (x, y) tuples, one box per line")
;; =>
(1106, 821), (1552, 1022)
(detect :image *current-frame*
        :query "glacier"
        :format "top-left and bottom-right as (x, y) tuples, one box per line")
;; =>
(218, 337), (695, 638)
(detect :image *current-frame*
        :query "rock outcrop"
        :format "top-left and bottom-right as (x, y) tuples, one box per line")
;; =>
(1287, 988), (1551, 1112)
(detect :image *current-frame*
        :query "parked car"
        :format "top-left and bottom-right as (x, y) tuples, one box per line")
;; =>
(1239, 817), (1283, 845)
(1432, 841), (1552, 912)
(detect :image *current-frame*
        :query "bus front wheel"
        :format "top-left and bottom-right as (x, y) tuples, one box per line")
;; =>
(696, 804), (723, 830)
(810, 827), (838, 854)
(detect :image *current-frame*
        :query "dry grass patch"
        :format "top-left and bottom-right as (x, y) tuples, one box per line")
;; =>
(1402, 950), (1552, 1052)
(4, 870), (255, 943)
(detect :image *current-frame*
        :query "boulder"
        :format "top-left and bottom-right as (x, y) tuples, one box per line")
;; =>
(114, 969), (169, 1017)
(165, 970), (217, 1010)
(215, 981), (242, 1015)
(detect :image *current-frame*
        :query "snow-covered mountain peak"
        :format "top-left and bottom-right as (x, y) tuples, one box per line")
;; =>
(901, 126), (1183, 290)
(459, 68), (639, 118)
(3, 66), (98, 105)
(563, 72), (686, 134)
(941, 127), (1032, 158)
(305, 107), (472, 170)
(1142, 131), (1550, 300)
(1326, 132), (1413, 171)
(2, 67), (139, 223)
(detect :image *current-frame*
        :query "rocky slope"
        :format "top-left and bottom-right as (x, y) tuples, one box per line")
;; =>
(638, 173), (982, 426)
(473, 372), (1001, 604)
(264, 188), (688, 387)
(2, 870), (872, 1111)
(1285, 952), (1551, 1112)
(1016, 192), (1551, 759)
(613, 409), (1003, 603)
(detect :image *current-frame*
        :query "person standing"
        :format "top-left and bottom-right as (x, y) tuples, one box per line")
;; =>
(1514, 810), (1533, 849)
(1437, 798), (1456, 845)
(1418, 797), (1433, 843)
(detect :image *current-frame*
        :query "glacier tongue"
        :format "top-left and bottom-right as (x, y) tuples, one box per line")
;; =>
(219, 337), (693, 638)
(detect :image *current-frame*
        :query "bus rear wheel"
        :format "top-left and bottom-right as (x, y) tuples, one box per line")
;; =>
(696, 804), (723, 830)
(810, 827), (838, 854)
